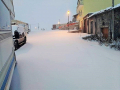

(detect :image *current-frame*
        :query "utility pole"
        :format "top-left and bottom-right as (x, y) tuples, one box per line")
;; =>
(38, 23), (39, 30)
(68, 15), (69, 31)
(112, 0), (114, 40)
(67, 11), (70, 32)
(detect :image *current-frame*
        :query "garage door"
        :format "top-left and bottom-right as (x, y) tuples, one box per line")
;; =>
(102, 27), (109, 39)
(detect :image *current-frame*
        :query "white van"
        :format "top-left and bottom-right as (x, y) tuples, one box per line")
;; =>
(0, 0), (16, 90)
(19, 24), (30, 34)
(12, 25), (27, 50)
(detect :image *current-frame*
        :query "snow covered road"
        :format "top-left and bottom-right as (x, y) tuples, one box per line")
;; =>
(10, 30), (120, 90)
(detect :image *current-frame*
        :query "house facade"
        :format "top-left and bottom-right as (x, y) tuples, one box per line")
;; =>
(76, 0), (84, 29)
(76, 0), (120, 32)
(88, 4), (120, 40)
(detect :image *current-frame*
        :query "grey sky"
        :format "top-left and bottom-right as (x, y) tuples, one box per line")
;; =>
(13, 0), (77, 30)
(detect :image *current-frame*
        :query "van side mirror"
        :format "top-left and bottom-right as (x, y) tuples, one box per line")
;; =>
(14, 30), (20, 39)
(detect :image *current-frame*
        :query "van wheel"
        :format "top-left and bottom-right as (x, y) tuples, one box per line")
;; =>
(14, 41), (19, 50)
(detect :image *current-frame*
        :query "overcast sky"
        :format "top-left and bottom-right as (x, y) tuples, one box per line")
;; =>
(13, 0), (77, 30)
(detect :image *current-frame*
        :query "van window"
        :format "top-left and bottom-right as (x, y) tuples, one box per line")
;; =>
(0, 1), (11, 30)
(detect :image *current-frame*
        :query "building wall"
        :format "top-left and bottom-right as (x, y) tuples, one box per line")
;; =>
(88, 7), (120, 40)
(52, 25), (56, 30)
(83, 0), (120, 17)
(76, 0), (120, 30)
(89, 17), (96, 34)
(76, 0), (84, 29)
(114, 7), (120, 39)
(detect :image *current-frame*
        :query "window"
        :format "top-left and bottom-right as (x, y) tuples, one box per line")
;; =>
(79, 10), (82, 16)
(80, 0), (83, 5)
(0, 1), (11, 30)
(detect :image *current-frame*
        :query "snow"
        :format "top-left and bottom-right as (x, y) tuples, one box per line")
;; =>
(88, 7), (112, 18)
(114, 3), (120, 9)
(89, 3), (120, 18)
(10, 30), (120, 90)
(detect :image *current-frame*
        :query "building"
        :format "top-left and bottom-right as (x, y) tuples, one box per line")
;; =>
(76, 0), (84, 29)
(52, 24), (61, 30)
(83, 13), (93, 33)
(88, 4), (120, 40)
(59, 22), (79, 30)
(58, 23), (67, 30)
(52, 22), (79, 30)
(76, 0), (120, 32)
(52, 25), (57, 30)
(72, 14), (78, 22)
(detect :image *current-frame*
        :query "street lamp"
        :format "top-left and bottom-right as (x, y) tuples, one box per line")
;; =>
(67, 11), (70, 32)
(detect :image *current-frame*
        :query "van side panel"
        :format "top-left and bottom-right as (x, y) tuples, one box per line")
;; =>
(0, 32), (15, 89)
(0, 0), (16, 89)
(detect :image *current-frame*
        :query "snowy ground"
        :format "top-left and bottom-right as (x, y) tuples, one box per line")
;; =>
(10, 30), (120, 90)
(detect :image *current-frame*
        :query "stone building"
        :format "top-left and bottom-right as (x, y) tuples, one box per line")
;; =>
(83, 13), (92, 33)
(76, 0), (120, 31)
(87, 4), (120, 40)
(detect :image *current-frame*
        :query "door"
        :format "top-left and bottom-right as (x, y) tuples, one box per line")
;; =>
(84, 19), (87, 33)
(91, 21), (93, 34)
(102, 27), (109, 39)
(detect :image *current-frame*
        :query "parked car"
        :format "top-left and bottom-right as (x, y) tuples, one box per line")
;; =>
(12, 25), (27, 50)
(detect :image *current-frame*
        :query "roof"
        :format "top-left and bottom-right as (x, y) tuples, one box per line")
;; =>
(88, 3), (120, 18)
(83, 13), (93, 19)
(73, 14), (78, 18)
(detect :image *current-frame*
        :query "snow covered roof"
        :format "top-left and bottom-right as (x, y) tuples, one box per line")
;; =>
(113, 3), (120, 9)
(88, 3), (120, 18)
(73, 14), (78, 17)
